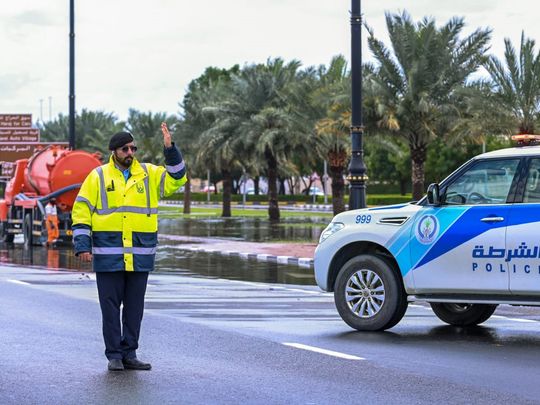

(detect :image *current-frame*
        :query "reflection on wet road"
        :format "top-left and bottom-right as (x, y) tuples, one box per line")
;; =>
(0, 216), (322, 285)
(158, 216), (326, 242)
(0, 242), (315, 286)
(157, 245), (315, 285)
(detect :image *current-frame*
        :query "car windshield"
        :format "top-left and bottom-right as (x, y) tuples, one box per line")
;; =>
(444, 158), (520, 205)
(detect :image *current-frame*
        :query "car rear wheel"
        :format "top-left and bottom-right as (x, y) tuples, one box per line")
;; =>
(430, 303), (497, 326)
(334, 254), (408, 331)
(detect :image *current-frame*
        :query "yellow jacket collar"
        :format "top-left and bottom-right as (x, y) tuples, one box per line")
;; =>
(108, 154), (144, 177)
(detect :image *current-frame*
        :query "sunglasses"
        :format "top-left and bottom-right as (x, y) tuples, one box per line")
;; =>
(120, 145), (138, 153)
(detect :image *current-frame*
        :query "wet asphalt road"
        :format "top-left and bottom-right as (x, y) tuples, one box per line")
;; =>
(2, 264), (540, 404)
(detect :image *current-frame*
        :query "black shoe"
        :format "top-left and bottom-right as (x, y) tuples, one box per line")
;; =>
(108, 359), (124, 371)
(123, 357), (151, 370)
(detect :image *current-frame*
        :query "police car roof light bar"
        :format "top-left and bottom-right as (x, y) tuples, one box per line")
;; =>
(511, 134), (540, 146)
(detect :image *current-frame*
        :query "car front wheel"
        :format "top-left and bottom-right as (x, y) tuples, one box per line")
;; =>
(430, 303), (497, 326)
(334, 254), (408, 331)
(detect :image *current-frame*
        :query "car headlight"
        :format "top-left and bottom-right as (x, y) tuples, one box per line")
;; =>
(319, 222), (345, 244)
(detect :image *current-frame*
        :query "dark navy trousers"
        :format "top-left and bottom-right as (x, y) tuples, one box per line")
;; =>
(95, 271), (149, 360)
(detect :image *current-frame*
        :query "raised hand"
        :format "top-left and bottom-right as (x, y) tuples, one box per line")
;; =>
(161, 122), (172, 148)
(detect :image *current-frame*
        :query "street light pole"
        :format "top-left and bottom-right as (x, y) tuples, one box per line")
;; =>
(69, 0), (76, 149)
(347, 0), (367, 209)
(323, 160), (329, 205)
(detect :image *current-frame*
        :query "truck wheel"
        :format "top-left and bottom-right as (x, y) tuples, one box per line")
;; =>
(0, 222), (14, 243)
(334, 254), (408, 331)
(430, 303), (497, 326)
(23, 213), (33, 247)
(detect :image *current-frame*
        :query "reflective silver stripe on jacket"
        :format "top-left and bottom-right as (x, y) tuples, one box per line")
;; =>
(95, 164), (154, 216)
(96, 166), (109, 210)
(159, 171), (166, 198)
(92, 247), (157, 255)
(75, 196), (96, 212)
(73, 229), (91, 237)
(141, 163), (151, 216)
(96, 206), (158, 215)
(166, 161), (185, 174)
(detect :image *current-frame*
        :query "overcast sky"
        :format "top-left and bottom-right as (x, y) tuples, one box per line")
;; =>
(1, 0), (538, 124)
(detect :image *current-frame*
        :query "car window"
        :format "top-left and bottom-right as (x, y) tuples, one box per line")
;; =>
(523, 158), (540, 203)
(444, 159), (519, 205)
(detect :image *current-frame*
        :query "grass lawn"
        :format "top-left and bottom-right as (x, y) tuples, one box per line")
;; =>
(159, 206), (334, 219)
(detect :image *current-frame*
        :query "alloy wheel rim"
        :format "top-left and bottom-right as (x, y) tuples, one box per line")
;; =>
(345, 269), (385, 318)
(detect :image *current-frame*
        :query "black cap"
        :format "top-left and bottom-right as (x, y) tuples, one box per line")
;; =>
(109, 131), (134, 151)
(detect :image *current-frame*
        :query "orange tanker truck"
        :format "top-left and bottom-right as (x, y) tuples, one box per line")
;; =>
(0, 145), (101, 245)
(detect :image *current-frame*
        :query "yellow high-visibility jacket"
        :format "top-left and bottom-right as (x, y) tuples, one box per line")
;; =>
(72, 145), (187, 272)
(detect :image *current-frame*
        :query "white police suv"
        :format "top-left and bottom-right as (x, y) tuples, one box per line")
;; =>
(315, 135), (540, 331)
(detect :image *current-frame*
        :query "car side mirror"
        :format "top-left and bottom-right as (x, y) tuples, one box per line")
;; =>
(427, 183), (441, 206)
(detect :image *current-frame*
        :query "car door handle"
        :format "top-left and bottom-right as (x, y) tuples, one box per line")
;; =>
(480, 217), (504, 223)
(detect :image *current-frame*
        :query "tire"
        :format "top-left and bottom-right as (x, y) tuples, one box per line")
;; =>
(334, 254), (408, 331)
(430, 303), (497, 326)
(23, 213), (33, 247)
(0, 221), (14, 243)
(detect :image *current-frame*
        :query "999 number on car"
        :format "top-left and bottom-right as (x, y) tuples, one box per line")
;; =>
(355, 214), (371, 224)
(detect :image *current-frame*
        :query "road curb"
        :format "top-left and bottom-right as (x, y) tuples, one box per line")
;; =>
(173, 244), (314, 268)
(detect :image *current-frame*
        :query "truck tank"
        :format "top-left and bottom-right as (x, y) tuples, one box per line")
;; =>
(22, 146), (102, 210)
(1, 145), (102, 245)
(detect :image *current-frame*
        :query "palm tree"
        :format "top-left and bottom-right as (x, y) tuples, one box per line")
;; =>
(196, 82), (246, 217)
(40, 109), (122, 156)
(126, 109), (178, 164)
(484, 32), (540, 134)
(179, 66), (242, 217)
(312, 56), (351, 215)
(365, 12), (491, 200)
(236, 59), (315, 221)
(315, 108), (349, 214)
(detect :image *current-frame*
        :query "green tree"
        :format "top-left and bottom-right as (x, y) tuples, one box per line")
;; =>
(234, 59), (316, 221)
(40, 109), (123, 157)
(365, 12), (491, 200)
(313, 55), (351, 215)
(365, 137), (410, 195)
(197, 82), (245, 217)
(484, 32), (540, 134)
(179, 66), (241, 217)
(126, 109), (178, 164)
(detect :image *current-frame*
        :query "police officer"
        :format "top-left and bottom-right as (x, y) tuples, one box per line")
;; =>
(72, 123), (187, 371)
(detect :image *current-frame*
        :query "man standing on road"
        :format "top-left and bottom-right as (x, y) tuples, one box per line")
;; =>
(45, 198), (59, 246)
(72, 123), (187, 371)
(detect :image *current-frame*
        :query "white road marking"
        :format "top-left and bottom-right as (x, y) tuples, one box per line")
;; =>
(7, 279), (30, 285)
(283, 342), (365, 360)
